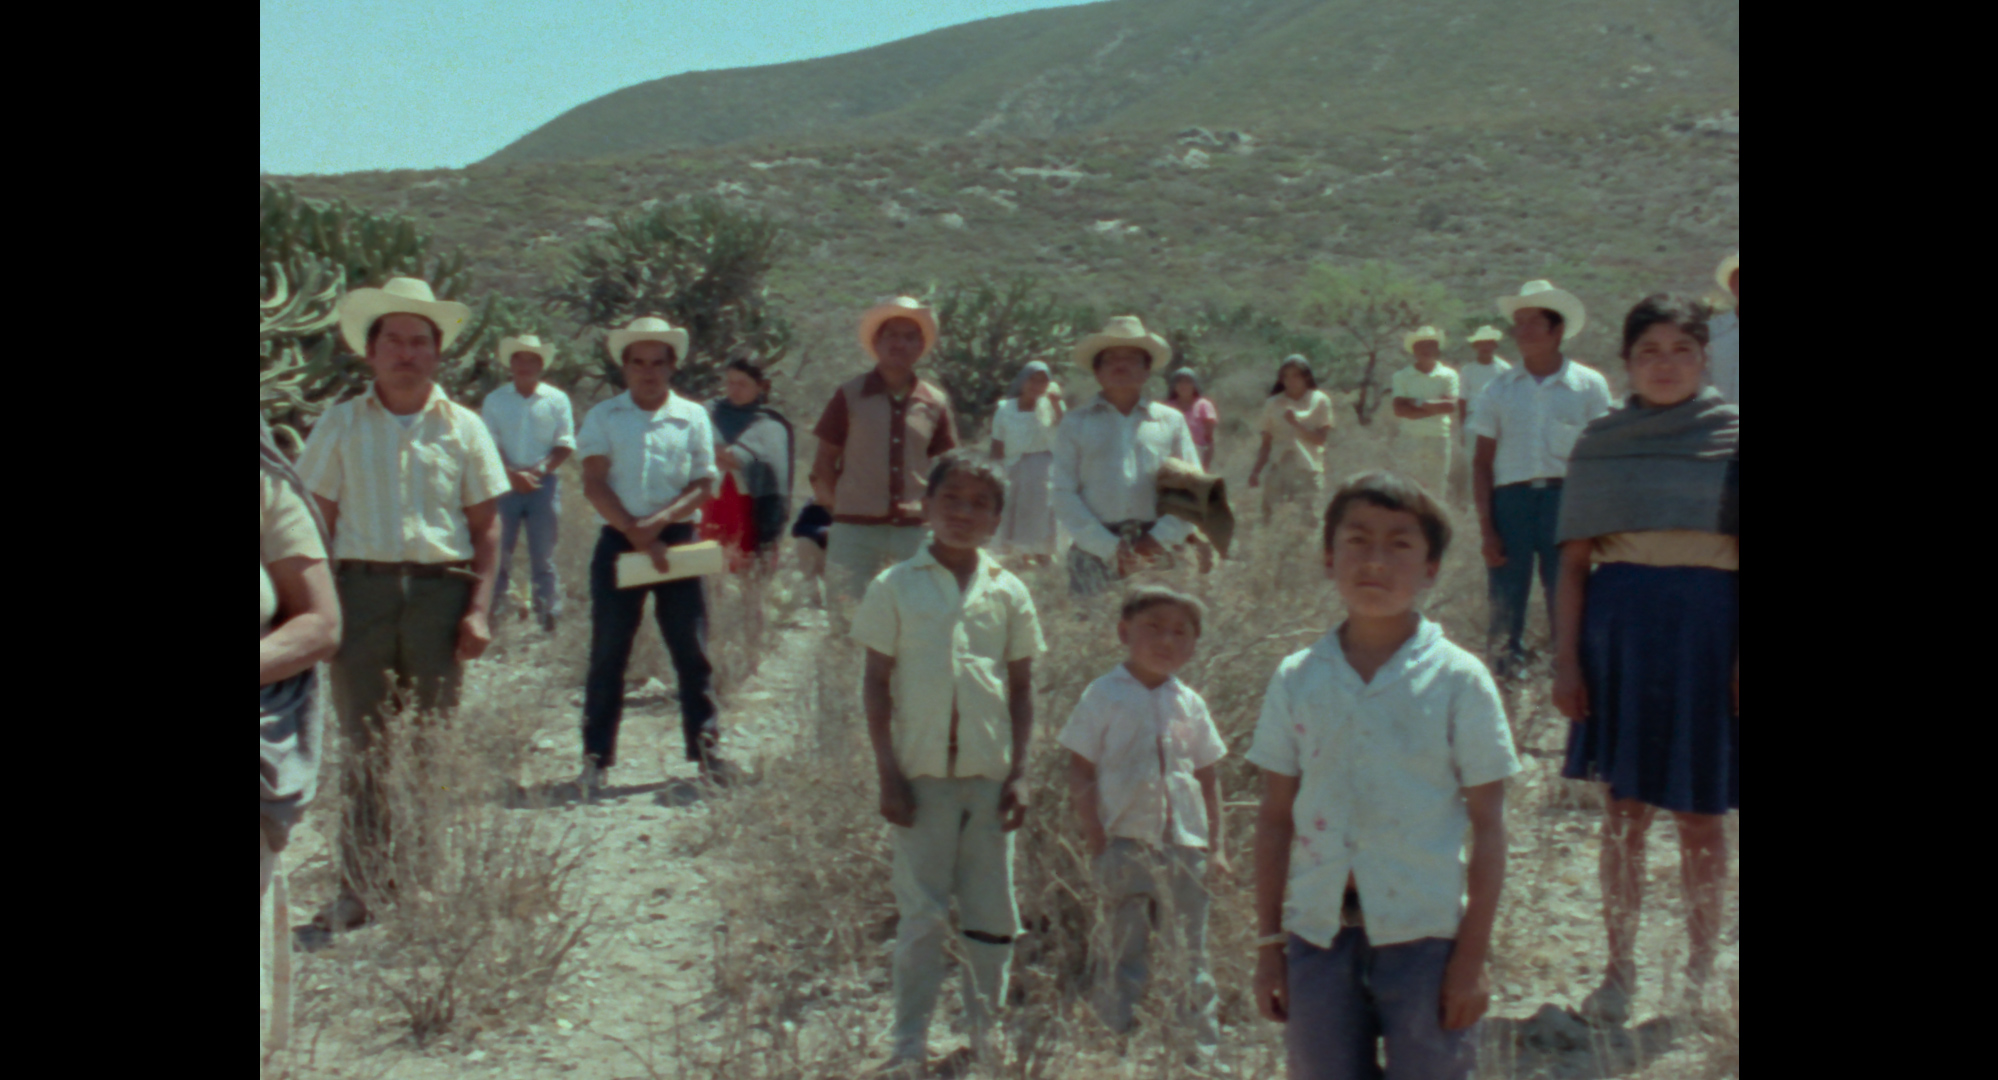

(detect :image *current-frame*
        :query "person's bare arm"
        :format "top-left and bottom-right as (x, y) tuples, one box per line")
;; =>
(635, 477), (714, 533)
(1248, 432), (1274, 486)
(1473, 436), (1504, 567)
(1253, 770), (1300, 1022)
(1441, 780), (1507, 1030)
(1197, 763), (1230, 878)
(313, 495), (340, 541)
(1552, 540), (1594, 720)
(1069, 752), (1107, 855)
(1000, 657), (1035, 831)
(865, 648), (915, 827)
(540, 446), (573, 474)
(810, 441), (843, 507)
(260, 556), (341, 686)
(1395, 397), (1457, 420)
(457, 498), (500, 661)
(1296, 422), (1334, 448)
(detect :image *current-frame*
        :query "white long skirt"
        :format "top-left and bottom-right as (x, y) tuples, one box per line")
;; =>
(998, 452), (1056, 556)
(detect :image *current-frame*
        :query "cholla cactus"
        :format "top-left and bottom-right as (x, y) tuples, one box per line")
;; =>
(259, 260), (342, 454)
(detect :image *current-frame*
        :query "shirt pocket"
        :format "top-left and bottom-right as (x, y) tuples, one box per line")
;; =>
(413, 438), (465, 510)
(1546, 418), (1583, 462)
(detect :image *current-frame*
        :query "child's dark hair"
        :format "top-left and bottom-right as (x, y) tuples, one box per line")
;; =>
(1120, 586), (1206, 638)
(925, 452), (1008, 514)
(1619, 294), (1712, 360)
(722, 356), (768, 382)
(1268, 355), (1318, 396)
(1322, 471), (1453, 562)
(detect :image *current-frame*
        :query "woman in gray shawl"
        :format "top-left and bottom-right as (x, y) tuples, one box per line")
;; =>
(260, 415), (342, 1048)
(704, 357), (796, 573)
(1548, 296), (1738, 1024)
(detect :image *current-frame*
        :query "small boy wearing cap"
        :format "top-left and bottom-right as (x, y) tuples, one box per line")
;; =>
(1391, 328), (1460, 499)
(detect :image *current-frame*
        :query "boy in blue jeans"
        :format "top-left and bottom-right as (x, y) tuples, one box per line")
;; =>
(853, 454), (1046, 1074)
(1249, 472), (1521, 1080)
(1061, 587), (1229, 1063)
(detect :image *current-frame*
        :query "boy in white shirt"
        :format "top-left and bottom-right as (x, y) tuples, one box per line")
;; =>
(1060, 587), (1229, 1061)
(854, 454), (1047, 1074)
(1249, 472), (1521, 1080)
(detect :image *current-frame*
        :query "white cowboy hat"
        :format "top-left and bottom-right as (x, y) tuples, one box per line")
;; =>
(1072, 315), (1173, 370)
(1715, 253), (1739, 294)
(1467, 325), (1505, 344)
(1497, 280), (1587, 341)
(498, 334), (555, 367)
(338, 276), (473, 354)
(1402, 326), (1446, 353)
(605, 316), (690, 362)
(857, 296), (939, 360)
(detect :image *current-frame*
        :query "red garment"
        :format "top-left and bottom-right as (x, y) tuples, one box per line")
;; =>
(700, 474), (759, 571)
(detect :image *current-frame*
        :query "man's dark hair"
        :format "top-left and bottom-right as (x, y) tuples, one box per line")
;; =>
(1092, 347), (1156, 372)
(1119, 587), (1206, 638)
(1619, 293), (1713, 361)
(1268, 355), (1318, 397)
(366, 314), (442, 352)
(925, 452), (1008, 514)
(1322, 470), (1453, 563)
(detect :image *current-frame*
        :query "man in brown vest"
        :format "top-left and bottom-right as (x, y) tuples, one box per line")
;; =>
(809, 297), (960, 609)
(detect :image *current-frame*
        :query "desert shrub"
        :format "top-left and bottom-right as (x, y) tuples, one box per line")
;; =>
(896, 274), (1095, 424)
(1295, 261), (1463, 425)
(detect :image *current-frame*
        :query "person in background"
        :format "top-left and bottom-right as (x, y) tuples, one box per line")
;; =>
(1249, 473), (1519, 1080)
(854, 455), (1045, 1075)
(1457, 327), (1513, 495)
(1062, 587), (1228, 1065)
(705, 357), (795, 574)
(576, 317), (725, 792)
(1247, 356), (1335, 525)
(1469, 281), (1613, 680)
(1708, 253), (1739, 405)
(296, 276), (509, 933)
(809, 297), (959, 611)
(481, 334), (575, 633)
(1391, 327), (1461, 499)
(1552, 295), (1739, 1024)
(1164, 368), (1220, 470)
(990, 360), (1060, 565)
(261, 415), (341, 1050)
(790, 501), (833, 607)
(1050, 316), (1202, 596)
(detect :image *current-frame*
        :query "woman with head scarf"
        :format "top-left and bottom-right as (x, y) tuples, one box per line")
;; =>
(1164, 367), (1219, 469)
(1247, 356), (1336, 524)
(704, 357), (796, 574)
(260, 415), (342, 1050)
(989, 359), (1060, 564)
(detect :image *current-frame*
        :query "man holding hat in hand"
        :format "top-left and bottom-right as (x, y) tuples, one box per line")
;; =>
(296, 276), (512, 931)
(1709, 253), (1739, 405)
(809, 297), (960, 609)
(576, 316), (725, 791)
(1391, 326), (1461, 497)
(1468, 281), (1612, 679)
(481, 334), (575, 632)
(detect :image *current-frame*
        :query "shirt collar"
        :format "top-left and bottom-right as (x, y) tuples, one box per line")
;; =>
(362, 381), (447, 415)
(1082, 392), (1161, 418)
(1499, 357), (1583, 390)
(904, 542), (1000, 582)
(613, 390), (688, 418)
(1306, 617), (1442, 695)
(1109, 663), (1182, 697)
(860, 369), (940, 404)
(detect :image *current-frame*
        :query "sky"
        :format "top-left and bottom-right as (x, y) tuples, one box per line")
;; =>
(260, 0), (1099, 176)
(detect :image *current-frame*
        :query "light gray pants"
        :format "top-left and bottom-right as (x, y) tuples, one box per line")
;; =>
(1093, 839), (1219, 1052)
(890, 777), (1020, 1059)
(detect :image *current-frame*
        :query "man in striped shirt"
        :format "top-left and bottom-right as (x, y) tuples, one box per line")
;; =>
(296, 277), (511, 931)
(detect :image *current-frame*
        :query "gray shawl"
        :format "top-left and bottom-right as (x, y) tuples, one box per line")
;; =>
(261, 416), (329, 851)
(1556, 388), (1739, 544)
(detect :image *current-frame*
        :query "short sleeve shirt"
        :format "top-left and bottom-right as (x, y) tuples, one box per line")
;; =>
(1246, 618), (1522, 947)
(576, 391), (719, 521)
(1058, 666), (1227, 849)
(1257, 390), (1336, 472)
(1391, 364), (1461, 439)
(1708, 311), (1739, 405)
(851, 547), (1046, 781)
(1466, 359), (1614, 486)
(260, 472), (327, 635)
(481, 381), (577, 468)
(992, 397), (1057, 465)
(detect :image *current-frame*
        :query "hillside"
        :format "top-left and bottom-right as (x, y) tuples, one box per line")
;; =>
(486, 0), (1740, 165)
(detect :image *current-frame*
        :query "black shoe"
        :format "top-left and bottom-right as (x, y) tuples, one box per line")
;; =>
(540, 613), (558, 634)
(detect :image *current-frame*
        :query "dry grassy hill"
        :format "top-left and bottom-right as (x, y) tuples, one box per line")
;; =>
(486, 0), (1738, 165)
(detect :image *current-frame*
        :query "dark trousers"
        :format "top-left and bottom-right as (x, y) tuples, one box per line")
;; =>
(1284, 930), (1474, 1080)
(1486, 483), (1564, 675)
(583, 524), (718, 767)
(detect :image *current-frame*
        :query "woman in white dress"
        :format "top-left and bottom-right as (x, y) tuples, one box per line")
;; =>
(1246, 355), (1336, 524)
(989, 360), (1060, 563)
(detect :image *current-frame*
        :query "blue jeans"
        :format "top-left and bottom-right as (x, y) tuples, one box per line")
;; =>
(1486, 482), (1564, 675)
(1093, 840), (1218, 1052)
(495, 474), (562, 621)
(1285, 930), (1474, 1080)
(582, 524), (718, 766)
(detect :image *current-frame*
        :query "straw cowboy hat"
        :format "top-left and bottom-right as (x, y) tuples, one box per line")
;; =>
(1497, 280), (1587, 340)
(498, 334), (555, 367)
(1402, 326), (1446, 353)
(1715, 252), (1739, 293)
(1155, 458), (1235, 557)
(857, 296), (939, 360)
(1071, 315), (1173, 369)
(1467, 325), (1505, 344)
(338, 276), (473, 354)
(605, 316), (690, 362)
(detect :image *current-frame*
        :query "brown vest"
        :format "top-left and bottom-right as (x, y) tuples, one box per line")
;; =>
(832, 372), (952, 525)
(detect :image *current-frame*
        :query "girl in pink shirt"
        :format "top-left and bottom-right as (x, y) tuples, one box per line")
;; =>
(1166, 368), (1219, 470)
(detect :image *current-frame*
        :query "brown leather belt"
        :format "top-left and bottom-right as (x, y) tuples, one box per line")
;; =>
(337, 559), (472, 579)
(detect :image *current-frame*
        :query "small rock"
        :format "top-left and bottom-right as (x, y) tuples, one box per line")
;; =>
(938, 213), (966, 229)
(466, 1050), (488, 1063)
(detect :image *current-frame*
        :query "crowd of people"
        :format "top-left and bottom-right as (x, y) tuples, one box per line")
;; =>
(261, 254), (1740, 1078)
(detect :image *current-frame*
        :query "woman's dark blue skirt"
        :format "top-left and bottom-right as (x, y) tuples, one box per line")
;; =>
(1563, 562), (1739, 814)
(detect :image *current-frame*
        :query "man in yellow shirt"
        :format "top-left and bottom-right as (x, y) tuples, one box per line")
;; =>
(1391, 327), (1461, 498)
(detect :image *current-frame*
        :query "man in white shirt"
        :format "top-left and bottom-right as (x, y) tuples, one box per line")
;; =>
(1391, 326), (1461, 498)
(1051, 317), (1203, 597)
(1708, 253), (1739, 405)
(1457, 326), (1513, 472)
(1469, 282), (1613, 678)
(481, 335), (575, 632)
(576, 317), (724, 790)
